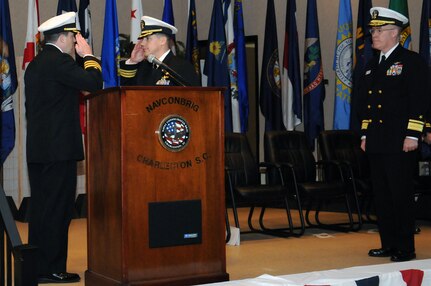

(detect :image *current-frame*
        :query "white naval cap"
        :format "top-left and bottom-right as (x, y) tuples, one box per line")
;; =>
(138, 16), (178, 39)
(38, 12), (79, 35)
(369, 7), (409, 27)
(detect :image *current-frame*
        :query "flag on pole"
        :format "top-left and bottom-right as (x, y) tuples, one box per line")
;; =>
(185, 0), (200, 77)
(419, 0), (431, 67)
(18, 0), (40, 198)
(0, 0), (17, 164)
(22, 0), (40, 70)
(259, 0), (282, 131)
(303, 0), (325, 149)
(101, 0), (120, 88)
(204, 0), (232, 132)
(223, 0), (240, 132)
(234, 0), (249, 133)
(162, 0), (176, 53)
(78, 0), (92, 47)
(350, 0), (373, 132)
(333, 0), (353, 130)
(78, 0), (92, 135)
(389, 0), (411, 49)
(282, 0), (302, 130)
(162, 0), (175, 38)
(130, 0), (143, 44)
(57, 0), (77, 14)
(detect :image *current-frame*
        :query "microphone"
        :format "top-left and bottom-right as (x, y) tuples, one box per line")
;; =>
(147, 54), (191, 87)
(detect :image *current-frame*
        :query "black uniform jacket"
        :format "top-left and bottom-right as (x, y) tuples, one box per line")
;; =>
(360, 45), (429, 153)
(422, 68), (431, 133)
(25, 45), (103, 163)
(119, 51), (200, 86)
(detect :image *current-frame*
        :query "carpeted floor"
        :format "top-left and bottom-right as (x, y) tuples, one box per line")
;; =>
(14, 208), (431, 285)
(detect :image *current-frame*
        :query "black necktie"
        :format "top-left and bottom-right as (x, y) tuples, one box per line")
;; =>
(151, 64), (160, 78)
(380, 55), (386, 64)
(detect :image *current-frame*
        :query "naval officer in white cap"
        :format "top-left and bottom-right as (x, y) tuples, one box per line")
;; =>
(360, 7), (429, 262)
(119, 16), (200, 86)
(24, 12), (103, 283)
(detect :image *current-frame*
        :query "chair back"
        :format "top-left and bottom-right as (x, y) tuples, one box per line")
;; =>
(264, 131), (316, 183)
(225, 133), (260, 187)
(318, 130), (369, 180)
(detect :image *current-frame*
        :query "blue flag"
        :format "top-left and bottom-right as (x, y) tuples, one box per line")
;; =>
(282, 0), (302, 130)
(185, 0), (200, 77)
(101, 0), (120, 88)
(303, 0), (325, 149)
(259, 0), (282, 131)
(204, 0), (232, 132)
(419, 0), (431, 67)
(57, 0), (77, 14)
(333, 0), (353, 130)
(162, 0), (176, 42)
(350, 0), (373, 132)
(234, 0), (249, 133)
(0, 0), (17, 164)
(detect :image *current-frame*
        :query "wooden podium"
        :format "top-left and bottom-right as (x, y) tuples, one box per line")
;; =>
(84, 87), (228, 286)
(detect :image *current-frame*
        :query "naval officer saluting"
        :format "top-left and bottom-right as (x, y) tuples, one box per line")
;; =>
(25, 12), (103, 283)
(119, 16), (200, 87)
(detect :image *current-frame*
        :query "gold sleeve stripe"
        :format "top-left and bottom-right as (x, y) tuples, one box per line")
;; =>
(409, 119), (425, 125)
(361, 120), (370, 130)
(84, 63), (101, 71)
(119, 68), (137, 78)
(84, 60), (101, 71)
(407, 120), (424, 132)
(426, 123), (431, 128)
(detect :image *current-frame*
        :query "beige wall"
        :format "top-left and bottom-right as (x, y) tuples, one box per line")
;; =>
(8, 0), (424, 138)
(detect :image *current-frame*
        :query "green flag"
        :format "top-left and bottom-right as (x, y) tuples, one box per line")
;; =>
(389, 0), (411, 49)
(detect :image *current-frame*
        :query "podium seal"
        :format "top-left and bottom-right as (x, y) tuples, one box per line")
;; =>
(158, 115), (190, 152)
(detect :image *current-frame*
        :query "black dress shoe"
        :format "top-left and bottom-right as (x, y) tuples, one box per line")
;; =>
(391, 251), (416, 262)
(368, 248), (394, 257)
(38, 272), (80, 284)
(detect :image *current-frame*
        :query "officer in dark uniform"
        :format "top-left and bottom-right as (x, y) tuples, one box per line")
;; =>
(360, 7), (429, 262)
(25, 12), (103, 283)
(119, 16), (200, 87)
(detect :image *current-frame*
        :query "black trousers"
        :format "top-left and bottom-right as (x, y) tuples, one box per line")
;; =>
(27, 161), (77, 275)
(368, 152), (416, 253)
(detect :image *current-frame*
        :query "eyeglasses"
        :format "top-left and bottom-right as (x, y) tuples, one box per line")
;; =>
(369, 28), (397, 35)
(141, 34), (158, 43)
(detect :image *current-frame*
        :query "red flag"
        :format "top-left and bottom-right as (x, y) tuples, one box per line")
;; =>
(22, 0), (40, 69)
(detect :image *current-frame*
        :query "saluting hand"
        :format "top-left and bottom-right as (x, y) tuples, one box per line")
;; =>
(75, 33), (92, 58)
(129, 40), (145, 64)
